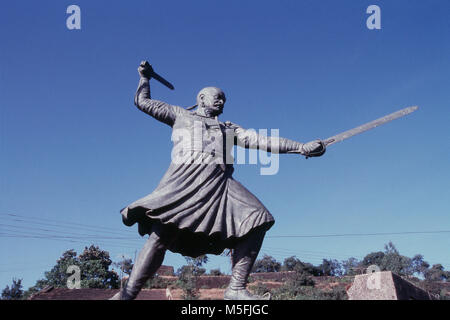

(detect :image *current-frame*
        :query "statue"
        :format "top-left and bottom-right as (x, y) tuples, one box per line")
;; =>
(109, 60), (327, 300)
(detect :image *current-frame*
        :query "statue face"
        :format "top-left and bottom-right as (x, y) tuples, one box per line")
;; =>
(198, 87), (226, 117)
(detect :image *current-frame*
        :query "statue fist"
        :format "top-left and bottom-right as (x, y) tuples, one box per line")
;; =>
(300, 139), (326, 157)
(138, 60), (154, 79)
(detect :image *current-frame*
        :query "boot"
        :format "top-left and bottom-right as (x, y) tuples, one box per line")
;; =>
(109, 226), (168, 300)
(224, 229), (270, 300)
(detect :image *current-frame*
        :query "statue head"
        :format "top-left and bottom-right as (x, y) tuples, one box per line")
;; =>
(196, 87), (226, 117)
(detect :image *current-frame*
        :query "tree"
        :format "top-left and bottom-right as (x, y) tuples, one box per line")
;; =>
(31, 249), (79, 289)
(319, 259), (343, 276)
(291, 260), (323, 276)
(24, 245), (119, 297)
(185, 255), (208, 275)
(1, 278), (23, 300)
(359, 243), (428, 277)
(280, 256), (324, 276)
(341, 257), (360, 276)
(360, 251), (385, 269)
(176, 255), (208, 300)
(252, 255), (281, 273)
(78, 245), (120, 288)
(271, 263), (315, 299)
(384, 241), (399, 255)
(209, 268), (223, 276)
(424, 264), (450, 282)
(114, 255), (133, 278)
(411, 254), (430, 278)
(281, 256), (303, 271)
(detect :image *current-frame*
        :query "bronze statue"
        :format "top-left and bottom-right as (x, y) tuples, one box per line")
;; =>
(110, 61), (326, 300)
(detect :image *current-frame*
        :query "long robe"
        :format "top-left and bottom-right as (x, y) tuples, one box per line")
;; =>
(121, 78), (303, 257)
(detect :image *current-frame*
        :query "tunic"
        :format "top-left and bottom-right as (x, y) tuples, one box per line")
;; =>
(121, 78), (303, 257)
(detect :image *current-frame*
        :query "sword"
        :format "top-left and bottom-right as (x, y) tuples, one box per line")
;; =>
(323, 106), (418, 147)
(140, 61), (175, 90)
(150, 70), (175, 90)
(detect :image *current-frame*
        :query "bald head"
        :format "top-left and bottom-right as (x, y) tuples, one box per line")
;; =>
(196, 87), (226, 117)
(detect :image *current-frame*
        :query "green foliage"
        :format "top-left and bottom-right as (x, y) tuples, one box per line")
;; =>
(424, 264), (450, 282)
(358, 242), (434, 277)
(13, 241), (448, 301)
(209, 268), (223, 276)
(281, 256), (302, 271)
(43, 249), (79, 288)
(145, 275), (170, 289)
(270, 263), (316, 299)
(411, 254), (430, 277)
(439, 289), (450, 300)
(360, 251), (385, 268)
(248, 282), (271, 296)
(24, 245), (119, 297)
(288, 264), (316, 286)
(176, 265), (199, 300)
(114, 256), (133, 276)
(252, 255), (281, 273)
(185, 255), (208, 269)
(287, 286), (347, 300)
(1, 278), (23, 300)
(281, 256), (322, 276)
(271, 270), (347, 300)
(341, 257), (360, 276)
(176, 255), (208, 300)
(77, 245), (119, 288)
(319, 259), (343, 276)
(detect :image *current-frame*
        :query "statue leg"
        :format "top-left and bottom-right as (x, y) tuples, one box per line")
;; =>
(109, 223), (171, 300)
(224, 228), (269, 300)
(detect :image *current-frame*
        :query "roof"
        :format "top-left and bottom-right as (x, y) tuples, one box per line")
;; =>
(29, 287), (168, 300)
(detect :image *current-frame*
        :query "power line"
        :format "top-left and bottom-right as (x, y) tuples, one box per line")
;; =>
(0, 213), (136, 235)
(3, 212), (449, 240)
(262, 246), (364, 260)
(2, 212), (450, 270)
(0, 233), (142, 250)
(0, 223), (142, 242)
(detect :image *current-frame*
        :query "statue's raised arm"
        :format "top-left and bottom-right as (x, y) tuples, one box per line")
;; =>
(134, 61), (182, 127)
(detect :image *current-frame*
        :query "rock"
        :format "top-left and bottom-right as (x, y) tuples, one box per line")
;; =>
(347, 271), (433, 300)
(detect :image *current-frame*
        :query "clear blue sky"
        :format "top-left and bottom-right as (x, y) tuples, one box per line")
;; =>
(1, 0), (449, 290)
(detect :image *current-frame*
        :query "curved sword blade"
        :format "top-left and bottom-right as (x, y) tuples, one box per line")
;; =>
(324, 106), (418, 146)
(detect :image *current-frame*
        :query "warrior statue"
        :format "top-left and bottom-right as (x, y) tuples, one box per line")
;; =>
(110, 61), (326, 300)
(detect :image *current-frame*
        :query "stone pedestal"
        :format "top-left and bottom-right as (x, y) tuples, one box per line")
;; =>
(347, 271), (433, 300)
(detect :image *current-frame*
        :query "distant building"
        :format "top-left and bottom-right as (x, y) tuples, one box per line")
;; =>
(157, 265), (175, 276)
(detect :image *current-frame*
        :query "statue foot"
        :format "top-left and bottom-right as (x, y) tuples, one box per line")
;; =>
(223, 287), (271, 300)
(108, 289), (134, 300)
(108, 292), (122, 300)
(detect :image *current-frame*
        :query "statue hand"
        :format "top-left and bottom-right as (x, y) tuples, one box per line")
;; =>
(299, 139), (326, 158)
(138, 61), (154, 79)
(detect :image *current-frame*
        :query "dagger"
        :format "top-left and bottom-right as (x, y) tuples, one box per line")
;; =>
(140, 61), (174, 90)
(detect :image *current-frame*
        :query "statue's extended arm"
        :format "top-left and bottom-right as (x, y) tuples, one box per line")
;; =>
(134, 61), (180, 127)
(228, 122), (325, 157)
(232, 125), (302, 154)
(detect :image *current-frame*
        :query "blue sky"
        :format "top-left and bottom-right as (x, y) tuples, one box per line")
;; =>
(1, 0), (449, 290)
